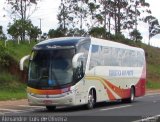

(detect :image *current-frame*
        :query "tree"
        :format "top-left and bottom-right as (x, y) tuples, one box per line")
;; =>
(100, 0), (127, 34)
(57, 0), (152, 42)
(86, 1), (101, 28)
(144, 15), (160, 45)
(99, 0), (151, 35)
(5, 0), (38, 20)
(69, 0), (88, 32)
(48, 29), (55, 38)
(5, 0), (39, 40)
(110, 0), (151, 34)
(57, 0), (93, 35)
(8, 19), (41, 42)
(57, 0), (76, 35)
(0, 26), (2, 35)
(100, 0), (114, 34)
(89, 27), (106, 38)
(28, 26), (41, 41)
(0, 26), (7, 40)
(129, 29), (142, 42)
(67, 28), (86, 36)
(48, 28), (65, 38)
(7, 21), (20, 40)
(124, 0), (151, 32)
(144, 15), (160, 39)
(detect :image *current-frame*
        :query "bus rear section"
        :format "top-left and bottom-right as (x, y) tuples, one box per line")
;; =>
(85, 38), (146, 103)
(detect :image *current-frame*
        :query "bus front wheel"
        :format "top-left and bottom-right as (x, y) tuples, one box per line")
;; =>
(86, 89), (96, 109)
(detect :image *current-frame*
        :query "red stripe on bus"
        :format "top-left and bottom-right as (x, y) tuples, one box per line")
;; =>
(106, 88), (116, 100)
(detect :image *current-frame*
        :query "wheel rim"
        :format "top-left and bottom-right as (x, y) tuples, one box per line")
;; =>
(88, 90), (95, 108)
(131, 88), (135, 101)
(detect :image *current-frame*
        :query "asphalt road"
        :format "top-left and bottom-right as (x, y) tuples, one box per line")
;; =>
(0, 93), (160, 122)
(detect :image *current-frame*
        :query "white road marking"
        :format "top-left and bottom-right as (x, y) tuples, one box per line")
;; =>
(0, 107), (45, 115)
(137, 93), (160, 99)
(0, 106), (45, 115)
(12, 108), (45, 114)
(0, 112), (11, 115)
(100, 105), (132, 111)
(132, 114), (160, 122)
(0, 112), (5, 115)
(0, 108), (22, 112)
(145, 93), (160, 96)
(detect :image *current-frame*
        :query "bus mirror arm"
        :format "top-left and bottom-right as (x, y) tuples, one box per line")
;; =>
(20, 55), (30, 71)
(72, 53), (84, 68)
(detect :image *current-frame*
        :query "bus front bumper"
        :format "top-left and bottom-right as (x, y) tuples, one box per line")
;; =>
(27, 92), (76, 106)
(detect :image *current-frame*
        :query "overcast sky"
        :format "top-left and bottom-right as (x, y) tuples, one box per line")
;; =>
(0, 0), (160, 47)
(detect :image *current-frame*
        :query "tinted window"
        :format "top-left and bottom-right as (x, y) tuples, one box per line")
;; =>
(77, 42), (90, 71)
(90, 45), (100, 70)
(28, 49), (75, 89)
(89, 45), (144, 68)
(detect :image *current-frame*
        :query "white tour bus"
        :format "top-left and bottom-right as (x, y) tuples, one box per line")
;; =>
(20, 37), (146, 110)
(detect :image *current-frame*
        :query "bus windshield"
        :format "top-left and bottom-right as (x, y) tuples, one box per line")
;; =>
(28, 49), (75, 89)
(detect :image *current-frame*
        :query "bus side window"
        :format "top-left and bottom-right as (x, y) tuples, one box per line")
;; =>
(89, 45), (100, 70)
(77, 42), (90, 72)
(102, 47), (112, 66)
(137, 51), (144, 67)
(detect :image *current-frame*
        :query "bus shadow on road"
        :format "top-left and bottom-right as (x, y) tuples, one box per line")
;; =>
(34, 100), (139, 113)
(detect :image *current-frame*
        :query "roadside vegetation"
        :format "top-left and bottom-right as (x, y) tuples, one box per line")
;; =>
(0, 72), (26, 100)
(0, 41), (36, 100)
(142, 44), (160, 89)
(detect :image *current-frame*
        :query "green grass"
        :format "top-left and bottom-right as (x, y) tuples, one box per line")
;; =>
(0, 84), (27, 101)
(142, 44), (160, 89)
(0, 40), (36, 101)
(147, 64), (160, 82)
(147, 80), (160, 89)
(0, 90), (26, 101)
(0, 40), (36, 61)
(0, 71), (27, 101)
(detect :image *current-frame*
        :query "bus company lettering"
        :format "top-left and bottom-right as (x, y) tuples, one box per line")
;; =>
(109, 70), (133, 77)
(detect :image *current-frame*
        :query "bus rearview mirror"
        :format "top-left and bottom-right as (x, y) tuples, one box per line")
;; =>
(20, 55), (30, 71)
(72, 53), (84, 68)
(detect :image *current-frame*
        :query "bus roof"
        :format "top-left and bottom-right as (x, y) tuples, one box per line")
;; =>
(33, 37), (90, 50)
(33, 37), (144, 52)
(91, 37), (144, 52)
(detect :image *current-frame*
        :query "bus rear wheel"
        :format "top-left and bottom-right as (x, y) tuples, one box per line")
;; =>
(86, 89), (96, 109)
(129, 87), (135, 102)
(46, 106), (56, 111)
(122, 87), (135, 103)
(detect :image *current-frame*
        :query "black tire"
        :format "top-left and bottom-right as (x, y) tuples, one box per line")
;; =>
(86, 89), (96, 109)
(46, 106), (56, 111)
(129, 87), (135, 103)
(122, 87), (135, 103)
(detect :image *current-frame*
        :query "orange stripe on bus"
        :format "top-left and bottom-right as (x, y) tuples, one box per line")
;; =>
(27, 87), (62, 95)
(103, 78), (130, 98)
(86, 76), (130, 98)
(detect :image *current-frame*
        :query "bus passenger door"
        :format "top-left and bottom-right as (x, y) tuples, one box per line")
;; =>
(72, 52), (86, 105)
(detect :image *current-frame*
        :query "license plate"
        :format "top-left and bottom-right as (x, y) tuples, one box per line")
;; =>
(43, 100), (52, 104)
